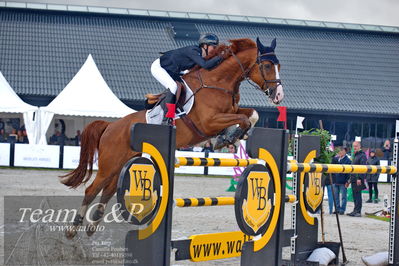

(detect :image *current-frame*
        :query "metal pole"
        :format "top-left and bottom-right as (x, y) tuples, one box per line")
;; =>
(329, 173), (348, 264)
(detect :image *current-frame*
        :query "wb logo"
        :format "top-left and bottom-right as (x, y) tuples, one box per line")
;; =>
(242, 171), (272, 234)
(305, 172), (323, 212)
(250, 178), (268, 210)
(124, 164), (158, 222)
(131, 169), (152, 200)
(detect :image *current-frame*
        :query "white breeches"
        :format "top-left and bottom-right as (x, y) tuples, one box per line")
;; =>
(151, 58), (178, 94)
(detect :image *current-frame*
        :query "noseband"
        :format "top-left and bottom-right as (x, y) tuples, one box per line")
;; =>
(231, 50), (282, 98)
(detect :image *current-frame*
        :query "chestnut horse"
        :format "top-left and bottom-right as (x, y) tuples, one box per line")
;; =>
(63, 37), (284, 238)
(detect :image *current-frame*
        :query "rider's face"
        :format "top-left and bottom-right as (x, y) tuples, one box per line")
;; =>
(202, 45), (216, 57)
(207, 45), (216, 53)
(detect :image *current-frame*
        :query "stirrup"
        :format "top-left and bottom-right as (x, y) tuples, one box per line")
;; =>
(162, 117), (175, 126)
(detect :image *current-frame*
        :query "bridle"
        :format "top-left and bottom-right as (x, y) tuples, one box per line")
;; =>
(230, 49), (282, 99)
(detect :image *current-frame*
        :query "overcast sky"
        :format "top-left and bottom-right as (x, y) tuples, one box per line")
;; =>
(10, 0), (399, 27)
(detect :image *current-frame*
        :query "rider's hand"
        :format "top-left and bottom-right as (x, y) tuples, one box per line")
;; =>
(219, 49), (230, 59)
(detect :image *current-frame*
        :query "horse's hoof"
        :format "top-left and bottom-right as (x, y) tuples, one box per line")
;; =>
(65, 227), (77, 239)
(214, 136), (227, 150)
(214, 142), (228, 150)
(86, 224), (97, 237)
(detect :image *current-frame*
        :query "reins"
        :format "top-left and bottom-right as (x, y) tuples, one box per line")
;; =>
(181, 66), (235, 108)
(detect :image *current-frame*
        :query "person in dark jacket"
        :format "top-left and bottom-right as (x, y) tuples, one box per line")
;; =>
(347, 141), (367, 217)
(365, 149), (380, 203)
(202, 140), (214, 153)
(151, 33), (223, 125)
(382, 139), (392, 160)
(332, 147), (352, 215)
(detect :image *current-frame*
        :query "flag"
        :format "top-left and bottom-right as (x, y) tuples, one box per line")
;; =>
(277, 106), (287, 129)
(296, 116), (305, 130)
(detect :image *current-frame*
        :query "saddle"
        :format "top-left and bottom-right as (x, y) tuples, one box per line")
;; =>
(145, 82), (208, 139)
(144, 81), (187, 110)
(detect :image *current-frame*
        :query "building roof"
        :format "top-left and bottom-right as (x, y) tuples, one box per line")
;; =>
(1, 4), (399, 115)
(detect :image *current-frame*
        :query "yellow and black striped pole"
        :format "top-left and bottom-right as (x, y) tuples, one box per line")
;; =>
(175, 195), (296, 207)
(288, 163), (397, 174)
(176, 157), (397, 174)
(175, 197), (234, 207)
(175, 157), (260, 167)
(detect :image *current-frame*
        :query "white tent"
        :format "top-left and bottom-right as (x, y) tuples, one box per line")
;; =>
(39, 54), (136, 144)
(0, 71), (39, 144)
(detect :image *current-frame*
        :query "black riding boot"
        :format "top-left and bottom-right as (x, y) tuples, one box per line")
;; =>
(162, 90), (176, 126)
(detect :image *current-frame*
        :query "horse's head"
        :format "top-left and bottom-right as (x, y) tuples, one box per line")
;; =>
(248, 38), (284, 105)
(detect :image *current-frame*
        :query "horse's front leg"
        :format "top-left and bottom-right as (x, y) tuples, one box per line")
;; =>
(206, 111), (252, 149)
(235, 108), (259, 139)
(213, 108), (258, 150)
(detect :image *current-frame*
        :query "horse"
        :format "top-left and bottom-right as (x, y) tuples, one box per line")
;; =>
(63, 37), (285, 238)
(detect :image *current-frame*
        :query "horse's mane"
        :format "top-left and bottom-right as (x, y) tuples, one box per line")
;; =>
(190, 38), (256, 71)
(208, 38), (256, 59)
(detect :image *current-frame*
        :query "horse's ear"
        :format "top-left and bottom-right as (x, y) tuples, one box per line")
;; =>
(256, 37), (266, 52)
(271, 38), (276, 50)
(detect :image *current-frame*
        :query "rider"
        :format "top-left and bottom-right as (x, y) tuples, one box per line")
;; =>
(151, 33), (223, 125)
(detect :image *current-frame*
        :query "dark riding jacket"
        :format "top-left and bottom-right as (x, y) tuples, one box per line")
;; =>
(160, 45), (222, 80)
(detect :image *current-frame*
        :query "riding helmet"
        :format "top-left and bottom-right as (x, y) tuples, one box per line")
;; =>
(199, 33), (219, 46)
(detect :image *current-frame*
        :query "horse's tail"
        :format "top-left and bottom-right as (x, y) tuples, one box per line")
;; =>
(61, 120), (110, 188)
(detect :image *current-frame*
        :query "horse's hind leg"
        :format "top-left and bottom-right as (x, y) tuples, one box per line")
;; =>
(65, 171), (109, 239)
(86, 174), (118, 236)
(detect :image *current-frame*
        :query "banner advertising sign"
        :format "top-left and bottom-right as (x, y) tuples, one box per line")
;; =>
(0, 143), (10, 166)
(14, 144), (59, 168)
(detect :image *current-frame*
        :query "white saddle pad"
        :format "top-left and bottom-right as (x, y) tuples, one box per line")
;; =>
(145, 79), (194, 124)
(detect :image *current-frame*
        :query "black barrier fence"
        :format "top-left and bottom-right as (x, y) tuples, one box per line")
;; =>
(117, 123), (399, 265)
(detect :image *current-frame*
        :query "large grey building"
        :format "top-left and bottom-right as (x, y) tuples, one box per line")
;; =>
(1, 2), (399, 146)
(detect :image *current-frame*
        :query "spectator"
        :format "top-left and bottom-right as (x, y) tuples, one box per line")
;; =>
(0, 129), (6, 142)
(74, 130), (81, 146)
(202, 140), (214, 153)
(8, 129), (17, 142)
(0, 119), (4, 132)
(22, 130), (29, 143)
(366, 149), (380, 203)
(16, 129), (28, 143)
(382, 139), (392, 160)
(179, 146), (193, 151)
(325, 172), (334, 215)
(192, 144), (202, 152)
(347, 141), (367, 217)
(227, 144), (237, 154)
(17, 129), (23, 143)
(57, 132), (66, 146)
(49, 130), (60, 145)
(49, 130), (66, 145)
(332, 147), (351, 215)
